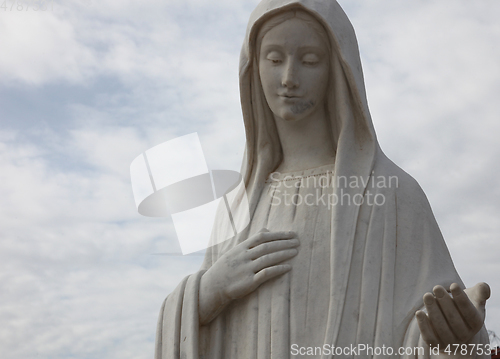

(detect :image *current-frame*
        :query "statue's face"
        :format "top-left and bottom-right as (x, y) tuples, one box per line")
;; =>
(259, 17), (329, 122)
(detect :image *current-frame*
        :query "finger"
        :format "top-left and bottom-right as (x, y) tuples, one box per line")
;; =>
(423, 292), (457, 345)
(433, 285), (470, 342)
(247, 230), (296, 249)
(248, 238), (300, 259)
(252, 249), (298, 273)
(451, 283), (484, 332)
(253, 264), (291, 286)
(416, 310), (440, 347)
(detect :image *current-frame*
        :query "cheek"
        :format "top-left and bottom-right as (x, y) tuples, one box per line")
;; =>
(259, 65), (272, 92)
(259, 65), (281, 99)
(311, 67), (329, 100)
(259, 65), (278, 86)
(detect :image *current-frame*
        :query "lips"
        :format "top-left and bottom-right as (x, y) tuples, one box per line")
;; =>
(279, 93), (302, 99)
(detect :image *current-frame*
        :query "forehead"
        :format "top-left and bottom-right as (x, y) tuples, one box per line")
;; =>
(260, 17), (327, 49)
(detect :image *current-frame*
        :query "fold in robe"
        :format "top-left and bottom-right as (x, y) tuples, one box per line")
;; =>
(155, 155), (489, 358)
(155, 0), (489, 357)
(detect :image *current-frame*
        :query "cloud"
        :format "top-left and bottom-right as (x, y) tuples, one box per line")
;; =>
(0, 0), (255, 87)
(0, 11), (95, 85)
(0, 128), (203, 358)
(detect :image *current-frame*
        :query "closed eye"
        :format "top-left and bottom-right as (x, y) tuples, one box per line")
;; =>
(266, 50), (283, 65)
(302, 53), (320, 66)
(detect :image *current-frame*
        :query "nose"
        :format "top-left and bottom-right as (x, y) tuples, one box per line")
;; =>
(282, 59), (299, 88)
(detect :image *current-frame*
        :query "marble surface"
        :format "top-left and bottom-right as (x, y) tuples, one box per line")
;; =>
(154, 1), (490, 358)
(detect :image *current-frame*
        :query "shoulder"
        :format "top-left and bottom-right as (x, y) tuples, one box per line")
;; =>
(372, 149), (433, 213)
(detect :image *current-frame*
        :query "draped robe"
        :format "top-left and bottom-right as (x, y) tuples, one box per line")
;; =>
(154, 0), (489, 357)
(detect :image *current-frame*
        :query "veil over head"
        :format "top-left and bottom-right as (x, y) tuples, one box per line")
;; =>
(238, 0), (377, 211)
(211, 0), (383, 346)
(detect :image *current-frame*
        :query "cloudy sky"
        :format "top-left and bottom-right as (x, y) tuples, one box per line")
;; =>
(1, 0), (499, 357)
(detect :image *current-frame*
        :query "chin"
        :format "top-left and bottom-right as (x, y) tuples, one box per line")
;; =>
(273, 107), (304, 121)
(279, 111), (309, 122)
(280, 113), (299, 121)
(275, 101), (317, 122)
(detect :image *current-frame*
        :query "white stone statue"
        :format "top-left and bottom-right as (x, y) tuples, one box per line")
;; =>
(154, 0), (491, 358)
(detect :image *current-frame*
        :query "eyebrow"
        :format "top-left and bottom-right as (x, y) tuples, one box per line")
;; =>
(261, 44), (326, 53)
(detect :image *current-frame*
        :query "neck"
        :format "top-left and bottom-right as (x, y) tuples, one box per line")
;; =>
(273, 105), (335, 173)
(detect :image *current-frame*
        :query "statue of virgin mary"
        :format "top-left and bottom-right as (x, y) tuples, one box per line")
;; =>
(154, 0), (490, 358)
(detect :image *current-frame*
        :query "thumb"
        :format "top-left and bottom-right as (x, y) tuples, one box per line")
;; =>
(465, 282), (490, 309)
(474, 282), (491, 306)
